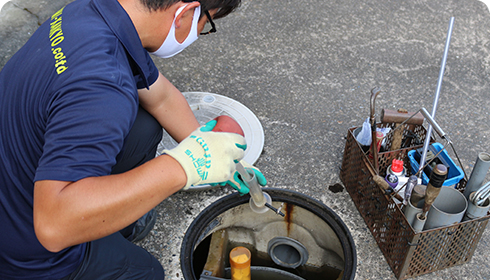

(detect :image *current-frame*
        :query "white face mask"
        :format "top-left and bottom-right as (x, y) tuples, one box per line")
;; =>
(150, 5), (200, 58)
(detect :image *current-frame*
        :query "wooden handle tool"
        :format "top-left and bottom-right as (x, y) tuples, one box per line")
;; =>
(422, 164), (448, 215)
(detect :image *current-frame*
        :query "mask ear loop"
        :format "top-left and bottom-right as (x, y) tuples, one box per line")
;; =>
(149, 5), (200, 58)
(174, 3), (201, 37)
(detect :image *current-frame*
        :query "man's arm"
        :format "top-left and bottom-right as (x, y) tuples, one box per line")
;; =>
(34, 73), (206, 252)
(34, 155), (187, 252)
(138, 72), (200, 142)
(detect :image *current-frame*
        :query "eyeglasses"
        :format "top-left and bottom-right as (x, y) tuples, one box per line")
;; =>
(200, 10), (216, 35)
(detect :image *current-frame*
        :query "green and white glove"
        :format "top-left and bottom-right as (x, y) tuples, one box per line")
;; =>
(163, 120), (246, 189)
(227, 160), (267, 195)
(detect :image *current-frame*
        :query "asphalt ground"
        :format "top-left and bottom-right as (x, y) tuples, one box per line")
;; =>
(2, 0), (490, 279)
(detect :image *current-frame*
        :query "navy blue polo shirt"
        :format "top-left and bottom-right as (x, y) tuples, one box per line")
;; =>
(0, 0), (159, 278)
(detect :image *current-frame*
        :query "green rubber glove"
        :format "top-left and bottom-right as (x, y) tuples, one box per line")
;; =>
(227, 160), (267, 195)
(163, 120), (246, 189)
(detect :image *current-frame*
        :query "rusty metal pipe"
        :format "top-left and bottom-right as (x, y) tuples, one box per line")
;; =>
(380, 109), (424, 125)
(370, 87), (382, 173)
(381, 109), (425, 151)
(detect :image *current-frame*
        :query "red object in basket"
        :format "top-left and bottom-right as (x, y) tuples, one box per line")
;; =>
(391, 159), (404, 173)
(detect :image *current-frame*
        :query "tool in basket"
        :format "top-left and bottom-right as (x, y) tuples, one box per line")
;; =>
(374, 16), (467, 207)
(369, 87), (382, 173)
(418, 17), (454, 175)
(380, 109), (424, 151)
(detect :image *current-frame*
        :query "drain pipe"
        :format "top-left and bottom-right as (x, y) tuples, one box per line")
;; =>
(267, 237), (309, 269)
(463, 152), (490, 199)
(464, 191), (490, 221)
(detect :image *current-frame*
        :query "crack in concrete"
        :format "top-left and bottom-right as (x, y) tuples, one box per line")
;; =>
(8, 1), (42, 26)
(22, 7), (41, 26)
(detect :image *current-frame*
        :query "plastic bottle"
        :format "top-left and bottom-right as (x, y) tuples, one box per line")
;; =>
(385, 174), (399, 189)
(388, 158), (406, 176)
(386, 159), (408, 203)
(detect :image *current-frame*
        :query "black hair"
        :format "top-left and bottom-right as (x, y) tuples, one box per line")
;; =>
(140, 0), (241, 20)
(139, 0), (178, 10)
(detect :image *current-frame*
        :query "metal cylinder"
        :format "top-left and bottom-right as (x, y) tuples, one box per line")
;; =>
(464, 192), (490, 221)
(424, 186), (468, 230)
(463, 152), (490, 199)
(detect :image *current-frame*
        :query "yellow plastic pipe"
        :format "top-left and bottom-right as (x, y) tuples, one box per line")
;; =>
(229, 246), (251, 280)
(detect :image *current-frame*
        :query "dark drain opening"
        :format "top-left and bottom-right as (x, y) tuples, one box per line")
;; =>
(181, 188), (357, 280)
(268, 237), (309, 269)
(271, 244), (301, 266)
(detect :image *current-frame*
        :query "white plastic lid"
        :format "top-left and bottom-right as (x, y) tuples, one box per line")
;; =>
(156, 92), (265, 191)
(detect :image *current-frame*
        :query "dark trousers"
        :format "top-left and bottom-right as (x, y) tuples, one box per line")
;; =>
(112, 106), (164, 175)
(62, 107), (164, 280)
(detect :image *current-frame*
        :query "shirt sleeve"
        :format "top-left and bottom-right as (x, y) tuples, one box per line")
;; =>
(34, 77), (138, 183)
(136, 52), (159, 89)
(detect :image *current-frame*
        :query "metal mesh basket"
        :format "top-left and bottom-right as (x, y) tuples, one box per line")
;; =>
(340, 125), (490, 279)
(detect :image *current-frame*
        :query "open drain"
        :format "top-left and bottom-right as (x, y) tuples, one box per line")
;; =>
(268, 237), (309, 269)
(181, 188), (357, 280)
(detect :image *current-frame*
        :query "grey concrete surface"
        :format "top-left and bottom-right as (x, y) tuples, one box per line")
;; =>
(2, 0), (490, 279)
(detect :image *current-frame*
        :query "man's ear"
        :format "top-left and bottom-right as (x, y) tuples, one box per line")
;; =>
(175, 1), (200, 28)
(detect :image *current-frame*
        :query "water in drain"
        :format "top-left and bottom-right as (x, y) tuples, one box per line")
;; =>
(193, 238), (343, 280)
(181, 189), (356, 280)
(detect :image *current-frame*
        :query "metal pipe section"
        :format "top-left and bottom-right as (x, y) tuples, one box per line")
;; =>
(370, 88), (382, 173)
(464, 192), (490, 221)
(472, 181), (490, 206)
(463, 152), (490, 199)
(419, 17), (455, 173)
(419, 108), (447, 139)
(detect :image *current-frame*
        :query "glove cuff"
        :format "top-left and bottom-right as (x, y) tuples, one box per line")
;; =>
(163, 149), (195, 190)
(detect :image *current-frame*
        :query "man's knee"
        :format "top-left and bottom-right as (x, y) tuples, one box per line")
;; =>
(112, 107), (162, 174)
(134, 107), (163, 146)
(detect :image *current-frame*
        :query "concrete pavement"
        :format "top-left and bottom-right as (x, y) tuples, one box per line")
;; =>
(2, 0), (490, 279)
